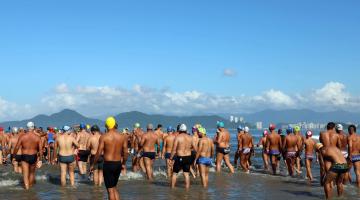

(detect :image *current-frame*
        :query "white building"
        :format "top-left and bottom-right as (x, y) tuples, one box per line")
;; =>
(256, 122), (263, 130)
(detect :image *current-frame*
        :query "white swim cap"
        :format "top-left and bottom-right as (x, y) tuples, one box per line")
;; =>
(179, 124), (187, 132)
(63, 125), (71, 132)
(12, 127), (19, 133)
(336, 124), (343, 131)
(27, 121), (35, 129)
(244, 126), (250, 133)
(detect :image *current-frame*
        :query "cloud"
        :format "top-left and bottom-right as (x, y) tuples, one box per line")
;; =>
(223, 68), (237, 77)
(1, 81), (360, 121)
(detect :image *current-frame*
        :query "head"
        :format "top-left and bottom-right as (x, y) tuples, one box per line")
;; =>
(294, 126), (301, 134)
(263, 130), (269, 137)
(244, 126), (250, 133)
(79, 123), (86, 131)
(0, 126), (4, 134)
(147, 123), (154, 131)
(237, 126), (244, 133)
(91, 125), (100, 134)
(286, 126), (293, 135)
(269, 123), (276, 132)
(192, 126), (199, 135)
(63, 125), (72, 134)
(157, 124), (162, 130)
(327, 122), (336, 132)
(179, 124), (187, 134)
(105, 117), (117, 131)
(348, 125), (357, 134)
(198, 127), (206, 138)
(27, 121), (35, 131)
(306, 130), (313, 138)
(335, 124), (343, 134)
(278, 129), (283, 135)
(12, 127), (19, 134)
(134, 123), (141, 130)
(217, 121), (225, 130)
(167, 126), (173, 134)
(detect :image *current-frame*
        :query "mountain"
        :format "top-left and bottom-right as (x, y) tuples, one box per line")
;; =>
(0, 109), (103, 129)
(233, 109), (360, 124)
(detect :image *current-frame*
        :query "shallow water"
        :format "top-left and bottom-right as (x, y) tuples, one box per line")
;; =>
(0, 130), (359, 200)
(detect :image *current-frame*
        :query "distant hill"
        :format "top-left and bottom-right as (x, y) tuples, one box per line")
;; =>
(0, 109), (103, 129)
(233, 109), (360, 124)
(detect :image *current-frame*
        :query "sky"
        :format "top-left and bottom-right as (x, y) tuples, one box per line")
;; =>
(0, 0), (359, 121)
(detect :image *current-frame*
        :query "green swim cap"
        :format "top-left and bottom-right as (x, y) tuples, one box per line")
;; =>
(294, 126), (301, 132)
(134, 123), (140, 128)
(198, 127), (206, 135)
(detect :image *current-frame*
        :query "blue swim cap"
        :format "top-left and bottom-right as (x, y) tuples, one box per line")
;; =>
(237, 125), (244, 132)
(79, 123), (86, 129)
(167, 126), (173, 133)
(217, 121), (225, 128)
(286, 126), (293, 134)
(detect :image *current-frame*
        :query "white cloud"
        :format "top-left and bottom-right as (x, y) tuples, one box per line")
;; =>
(263, 89), (295, 107)
(223, 68), (237, 77)
(313, 82), (350, 106)
(0, 97), (34, 121)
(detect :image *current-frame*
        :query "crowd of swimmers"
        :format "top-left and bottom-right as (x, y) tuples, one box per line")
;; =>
(0, 119), (359, 200)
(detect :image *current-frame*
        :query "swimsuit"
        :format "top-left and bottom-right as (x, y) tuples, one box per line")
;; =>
(103, 161), (122, 189)
(58, 155), (75, 164)
(48, 133), (55, 144)
(352, 155), (360, 163)
(217, 147), (231, 155)
(330, 163), (349, 174)
(142, 152), (156, 160)
(21, 154), (37, 165)
(90, 155), (104, 170)
(11, 154), (22, 162)
(196, 157), (212, 167)
(286, 151), (297, 159)
(242, 148), (251, 155)
(305, 154), (314, 161)
(173, 156), (192, 173)
(78, 150), (90, 162)
(165, 152), (171, 159)
(190, 150), (197, 163)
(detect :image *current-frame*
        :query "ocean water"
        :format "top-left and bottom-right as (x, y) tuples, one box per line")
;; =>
(0, 130), (359, 200)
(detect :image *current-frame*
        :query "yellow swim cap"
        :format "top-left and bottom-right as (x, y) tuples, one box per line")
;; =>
(198, 127), (206, 135)
(105, 116), (116, 129)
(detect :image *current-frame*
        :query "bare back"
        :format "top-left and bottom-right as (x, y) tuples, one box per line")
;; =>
(101, 131), (127, 161)
(88, 134), (101, 155)
(142, 131), (159, 152)
(77, 130), (90, 150)
(304, 137), (316, 155)
(57, 134), (77, 156)
(173, 133), (193, 156)
(164, 135), (176, 153)
(267, 132), (282, 151)
(240, 133), (253, 149)
(17, 132), (41, 155)
(284, 134), (298, 152)
(198, 137), (214, 158)
(218, 129), (230, 148)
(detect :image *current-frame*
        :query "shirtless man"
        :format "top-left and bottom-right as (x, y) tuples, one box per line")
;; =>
(238, 127), (253, 173)
(87, 125), (103, 186)
(304, 130), (316, 181)
(266, 124), (282, 175)
(190, 125), (200, 177)
(131, 123), (143, 172)
(8, 127), (22, 173)
(257, 130), (269, 170)
(0, 127), (6, 165)
(90, 117), (128, 200)
(54, 126), (79, 186)
(336, 124), (351, 183)
(348, 124), (360, 187)
(294, 126), (305, 175)
(162, 126), (176, 178)
(195, 127), (214, 188)
(234, 126), (244, 168)
(316, 143), (349, 200)
(13, 122), (43, 190)
(215, 122), (234, 173)
(47, 127), (56, 165)
(154, 124), (164, 158)
(139, 124), (160, 181)
(282, 127), (299, 176)
(76, 123), (91, 175)
(170, 124), (195, 189)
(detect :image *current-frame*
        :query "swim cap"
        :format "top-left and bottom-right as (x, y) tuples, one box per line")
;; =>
(217, 121), (225, 128)
(63, 125), (71, 132)
(147, 124), (154, 130)
(237, 126), (244, 132)
(294, 126), (301, 132)
(306, 130), (313, 136)
(91, 125), (100, 132)
(86, 124), (91, 130)
(105, 117), (116, 129)
(192, 126), (198, 134)
(195, 124), (202, 129)
(269, 124), (276, 131)
(336, 124), (343, 131)
(167, 126), (173, 133)
(244, 126), (250, 133)
(12, 127), (18, 133)
(198, 127), (206, 135)
(278, 129), (283, 135)
(27, 122), (35, 129)
(263, 130), (269, 136)
(315, 143), (323, 150)
(179, 124), (187, 132)
(134, 123), (140, 128)
(286, 127), (293, 134)
(0, 127), (4, 131)
(54, 127), (59, 132)
(79, 123), (86, 130)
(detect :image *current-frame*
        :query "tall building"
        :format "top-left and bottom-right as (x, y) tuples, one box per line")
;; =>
(256, 122), (263, 130)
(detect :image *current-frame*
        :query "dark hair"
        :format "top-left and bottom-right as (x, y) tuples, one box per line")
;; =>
(348, 124), (357, 133)
(157, 124), (163, 129)
(91, 125), (100, 132)
(327, 122), (335, 130)
(177, 124), (181, 132)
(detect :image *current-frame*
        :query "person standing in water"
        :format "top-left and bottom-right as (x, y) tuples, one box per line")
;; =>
(8, 127), (22, 173)
(257, 130), (269, 170)
(0, 127), (6, 165)
(294, 126), (304, 175)
(195, 127), (214, 188)
(336, 124), (351, 183)
(238, 127), (253, 173)
(266, 124), (282, 175)
(87, 125), (104, 186)
(304, 130), (316, 181)
(90, 117), (128, 200)
(282, 127), (298, 176)
(348, 124), (360, 188)
(139, 124), (160, 181)
(54, 126), (79, 186)
(13, 122), (43, 190)
(215, 122), (234, 173)
(234, 126), (244, 168)
(76, 123), (91, 176)
(162, 126), (176, 179)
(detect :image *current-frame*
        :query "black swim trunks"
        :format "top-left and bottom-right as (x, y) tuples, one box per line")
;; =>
(11, 154), (22, 162)
(330, 163), (349, 174)
(217, 147), (231, 155)
(190, 151), (197, 163)
(58, 155), (75, 164)
(164, 152), (171, 159)
(142, 152), (156, 160)
(173, 156), (192, 173)
(90, 155), (104, 170)
(78, 150), (90, 162)
(21, 154), (37, 165)
(103, 161), (122, 189)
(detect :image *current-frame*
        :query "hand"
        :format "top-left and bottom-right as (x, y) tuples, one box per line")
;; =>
(89, 166), (94, 173)
(161, 155), (165, 160)
(36, 160), (42, 169)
